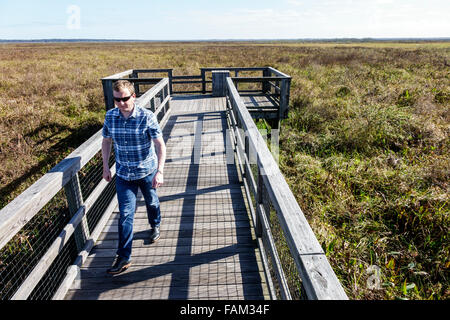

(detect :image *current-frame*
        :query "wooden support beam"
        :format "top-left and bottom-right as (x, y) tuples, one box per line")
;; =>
(64, 174), (89, 251)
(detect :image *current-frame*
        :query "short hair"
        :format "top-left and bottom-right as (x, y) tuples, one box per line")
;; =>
(113, 80), (135, 95)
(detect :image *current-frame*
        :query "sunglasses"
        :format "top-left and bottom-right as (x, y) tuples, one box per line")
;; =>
(113, 95), (133, 102)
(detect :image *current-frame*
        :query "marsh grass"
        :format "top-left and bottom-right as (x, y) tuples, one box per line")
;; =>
(0, 41), (448, 299)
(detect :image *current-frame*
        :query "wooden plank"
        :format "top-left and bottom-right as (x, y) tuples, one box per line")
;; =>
(133, 68), (173, 73)
(101, 69), (133, 80)
(162, 176), (241, 186)
(231, 76), (284, 83)
(157, 185), (244, 194)
(201, 67), (267, 72)
(65, 284), (265, 300)
(82, 252), (260, 268)
(171, 90), (205, 94)
(98, 228), (253, 242)
(267, 67), (291, 78)
(101, 220), (251, 232)
(150, 195), (248, 205)
(71, 269), (263, 290)
(88, 243), (257, 259)
(172, 80), (204, 84)
(108, 216), (250, 228)
(107, 213), (250, 223)
(98, 229), (253, 244)
(156, 193), (245, 204)
(120, 77), (163, 82)
(241, 95), (276, 108)
(134, 205), (249, 217)
(94, 235), (255, 250)
(78, 261), (261, 278)
(172, 75), (202, 80)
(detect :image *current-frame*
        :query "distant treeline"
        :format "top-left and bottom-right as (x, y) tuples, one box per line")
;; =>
(1, 38), (449, 43)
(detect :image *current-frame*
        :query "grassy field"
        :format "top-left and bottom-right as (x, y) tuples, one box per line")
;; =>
(0, 41), (448, 299)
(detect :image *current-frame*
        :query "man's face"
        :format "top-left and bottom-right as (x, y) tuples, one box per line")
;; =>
(113, 88), (135, 114)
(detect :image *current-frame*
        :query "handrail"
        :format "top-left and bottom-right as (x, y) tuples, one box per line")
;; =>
(225, 77), (348, 300)
(0, 78), (171, 300)
(102, 67), (290, 102)
(0, 131), (102, 251)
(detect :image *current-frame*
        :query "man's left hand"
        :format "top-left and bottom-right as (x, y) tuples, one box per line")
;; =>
(152, 171), (164, 188)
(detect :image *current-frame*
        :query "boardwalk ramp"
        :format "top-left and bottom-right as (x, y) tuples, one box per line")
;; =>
(64, 95), (268, 300)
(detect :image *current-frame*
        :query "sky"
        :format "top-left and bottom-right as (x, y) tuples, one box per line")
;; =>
(0, 0), (449, 40)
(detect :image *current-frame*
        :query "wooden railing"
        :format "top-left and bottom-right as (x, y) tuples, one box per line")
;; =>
(0, 78), (171, 300)
(101, 67), (290, 120)
(225, 77), (348, 300)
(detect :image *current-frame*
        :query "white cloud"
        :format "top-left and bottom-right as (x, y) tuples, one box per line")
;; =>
(286, 0), (304, 6)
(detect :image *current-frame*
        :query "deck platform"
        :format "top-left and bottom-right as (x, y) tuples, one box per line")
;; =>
(64, 95), (269, 300)
(240, 94), (279, 119)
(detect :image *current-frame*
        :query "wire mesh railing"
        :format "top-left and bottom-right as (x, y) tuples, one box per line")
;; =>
(0, 187), (72, 300)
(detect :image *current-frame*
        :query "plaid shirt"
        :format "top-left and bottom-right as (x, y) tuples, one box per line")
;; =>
(102, 104), (162, 181)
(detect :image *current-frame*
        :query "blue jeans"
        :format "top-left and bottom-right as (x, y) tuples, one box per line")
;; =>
(115, 170), (161, 260)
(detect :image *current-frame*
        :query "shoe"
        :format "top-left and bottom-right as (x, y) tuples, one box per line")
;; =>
(106, 256), (132, 275)
(150, 226), (160, 243)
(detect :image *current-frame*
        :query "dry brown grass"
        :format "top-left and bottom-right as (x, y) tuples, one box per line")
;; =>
(0, 41), (448, 299)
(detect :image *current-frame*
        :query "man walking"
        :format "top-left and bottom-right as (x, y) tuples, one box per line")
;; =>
(102, 80), (166, 275)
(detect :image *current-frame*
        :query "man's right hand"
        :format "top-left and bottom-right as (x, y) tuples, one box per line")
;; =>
(103, 167), (112, 182)
(102, 137), (113, 182)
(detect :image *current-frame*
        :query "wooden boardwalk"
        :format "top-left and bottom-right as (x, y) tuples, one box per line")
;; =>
(64, 95), (269, 300)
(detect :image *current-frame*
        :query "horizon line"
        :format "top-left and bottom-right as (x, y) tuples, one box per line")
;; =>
(1, 37), (450, 43)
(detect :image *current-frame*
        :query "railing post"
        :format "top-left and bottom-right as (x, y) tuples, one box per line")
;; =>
(270, 126), (279, 165)
(244, 135), (250, 178)
(212, 70), (230, 97)
(163, 82), (170, 118)
(102, 79), (114, 111)
(201, 69), (206, 94)
(168, 69), (173, 94)
(262, 67), (271, 94)
(64, 173), (89, 251)
(130, 70), (140, 96)
(255, 166), (264, 238)
(150, 97), (155, 112)
(279, 78), (291, 119)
